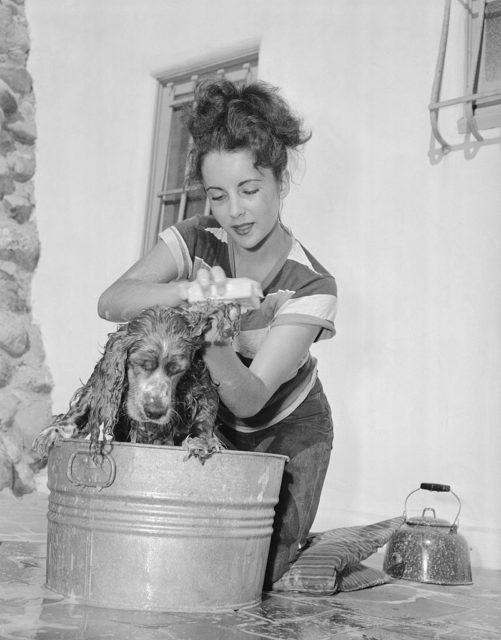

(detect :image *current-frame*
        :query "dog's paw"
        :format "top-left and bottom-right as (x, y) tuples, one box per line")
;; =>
(32, 421), (77, 461)
(182, 434), (222, 464)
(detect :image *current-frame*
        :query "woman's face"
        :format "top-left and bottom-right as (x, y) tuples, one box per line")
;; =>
(201, 148), (289, 251)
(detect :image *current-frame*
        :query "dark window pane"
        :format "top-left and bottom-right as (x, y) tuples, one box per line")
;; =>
(158, 187), (206, 231)
(485, 1), (501, 82)
(185, 187), (207, 219)
(165, 105), (191, 190)
(160, 201), (179, 231)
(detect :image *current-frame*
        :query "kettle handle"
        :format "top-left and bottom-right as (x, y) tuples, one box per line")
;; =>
(420, 482), (450, 492)
(403, 483), (462, 530)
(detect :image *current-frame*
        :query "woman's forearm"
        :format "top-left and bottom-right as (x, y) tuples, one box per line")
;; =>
(97, 278), (187, 322)
(203, 344), (270, 418)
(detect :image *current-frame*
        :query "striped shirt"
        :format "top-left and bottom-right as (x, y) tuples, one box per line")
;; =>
(159, 215), (337, 432)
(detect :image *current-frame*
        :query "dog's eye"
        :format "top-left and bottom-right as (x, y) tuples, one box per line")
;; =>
(164, 360), (188, 376)
(131, 358), (157, 372)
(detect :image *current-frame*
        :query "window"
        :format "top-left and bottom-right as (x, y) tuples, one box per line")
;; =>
(142, 46), (259, 254)
(458, 0), (501, 134)
(429, 0), (501, 150)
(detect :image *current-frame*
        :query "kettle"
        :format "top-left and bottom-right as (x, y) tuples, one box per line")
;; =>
(383, 483), (473, 585)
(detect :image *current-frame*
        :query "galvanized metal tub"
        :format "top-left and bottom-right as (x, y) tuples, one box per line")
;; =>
(46, 439), (287, 612)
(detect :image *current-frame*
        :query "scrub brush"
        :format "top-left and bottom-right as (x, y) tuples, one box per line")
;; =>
(186, 277), (263, 311)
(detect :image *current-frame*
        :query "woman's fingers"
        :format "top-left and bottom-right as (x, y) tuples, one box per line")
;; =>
(196, 268), (211, 294)
(211, 266), (227, 295)
(195, 267), (227, 296)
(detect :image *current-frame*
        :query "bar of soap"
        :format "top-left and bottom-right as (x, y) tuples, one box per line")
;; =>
(187, 277), (263, 309)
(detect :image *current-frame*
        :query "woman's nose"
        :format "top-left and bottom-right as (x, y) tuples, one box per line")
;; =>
(229, 195), (245, 218)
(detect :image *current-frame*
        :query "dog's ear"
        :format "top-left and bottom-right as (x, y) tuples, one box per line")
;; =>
(83, 325), (132, 443)
(182, 302), (241, 344)
(183, 309), (214, 340)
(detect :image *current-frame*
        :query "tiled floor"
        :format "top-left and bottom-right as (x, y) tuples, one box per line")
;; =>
(1, 479), (500, 640)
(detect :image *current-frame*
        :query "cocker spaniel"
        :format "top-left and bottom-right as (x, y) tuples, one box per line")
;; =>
(32, 302), (240, 463)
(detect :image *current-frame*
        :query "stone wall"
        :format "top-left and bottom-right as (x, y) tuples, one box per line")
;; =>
(0, 0), (53, 495)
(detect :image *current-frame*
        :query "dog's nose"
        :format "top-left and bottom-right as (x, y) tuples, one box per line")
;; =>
(144, 405), (166, 420)
(142, 393), (167, 420)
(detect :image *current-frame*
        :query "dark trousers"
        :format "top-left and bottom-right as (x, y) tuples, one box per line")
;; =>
(217, 377), (334, 588)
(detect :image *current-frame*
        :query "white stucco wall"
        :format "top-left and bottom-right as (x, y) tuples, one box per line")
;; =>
(26, 0), (501, 570)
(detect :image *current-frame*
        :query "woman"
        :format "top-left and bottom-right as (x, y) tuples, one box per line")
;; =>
(98, 78), (337, 587)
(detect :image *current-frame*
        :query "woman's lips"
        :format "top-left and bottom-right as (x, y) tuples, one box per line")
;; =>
(232, 222), (254, 236)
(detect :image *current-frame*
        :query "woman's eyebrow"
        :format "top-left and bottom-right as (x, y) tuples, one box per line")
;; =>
(206, 179), (261, 191)
(238, 178), (261, 187)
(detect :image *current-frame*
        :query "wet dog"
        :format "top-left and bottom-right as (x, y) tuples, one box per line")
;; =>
(32, 303), (240, 463)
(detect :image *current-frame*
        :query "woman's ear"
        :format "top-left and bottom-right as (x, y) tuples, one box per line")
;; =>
(280, 170), (290, 199)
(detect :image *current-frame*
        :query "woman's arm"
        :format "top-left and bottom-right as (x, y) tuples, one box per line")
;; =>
(98, 250), (319, 418)
(203, 323), (320, 418)
(97, 241), (190, 322)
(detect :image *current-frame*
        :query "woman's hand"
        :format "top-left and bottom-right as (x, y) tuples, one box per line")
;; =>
(196, 269), (240, 345)
(182, 268), (262, 313)
(203, 302), (241, 346)
(184, 266), (227, 301)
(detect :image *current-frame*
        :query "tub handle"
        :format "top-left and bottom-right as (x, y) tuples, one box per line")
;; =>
(66, 449), (117, 490)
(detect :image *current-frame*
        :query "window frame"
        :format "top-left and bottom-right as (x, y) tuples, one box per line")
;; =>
(142, 44), (259, 255)
(457, 0), (501, 134)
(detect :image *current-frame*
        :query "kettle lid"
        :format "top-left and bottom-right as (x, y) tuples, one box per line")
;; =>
(403, 484), (462, 531)
(407, 515), (451, 528)
(406, 507), (458, 529)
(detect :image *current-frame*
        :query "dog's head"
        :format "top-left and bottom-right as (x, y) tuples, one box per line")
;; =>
(125, 306), (213, 426)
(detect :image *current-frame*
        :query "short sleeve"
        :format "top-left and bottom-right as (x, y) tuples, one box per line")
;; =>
(158, 215), (229, 281)
(272, 284), (337, 340)
(267, 240), (337, 341)
(159, 222), (194, 280)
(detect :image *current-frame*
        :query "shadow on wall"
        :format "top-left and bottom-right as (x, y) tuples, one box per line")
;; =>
(0, 0), (53, 495)
(428, 131), (501, 165)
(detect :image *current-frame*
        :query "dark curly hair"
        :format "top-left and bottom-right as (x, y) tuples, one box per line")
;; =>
(186, 78), (311, 184)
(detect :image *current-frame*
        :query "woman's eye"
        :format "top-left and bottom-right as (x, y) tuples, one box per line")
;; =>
(209, 193), (225, 202)
(243, 189), (259, 196)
